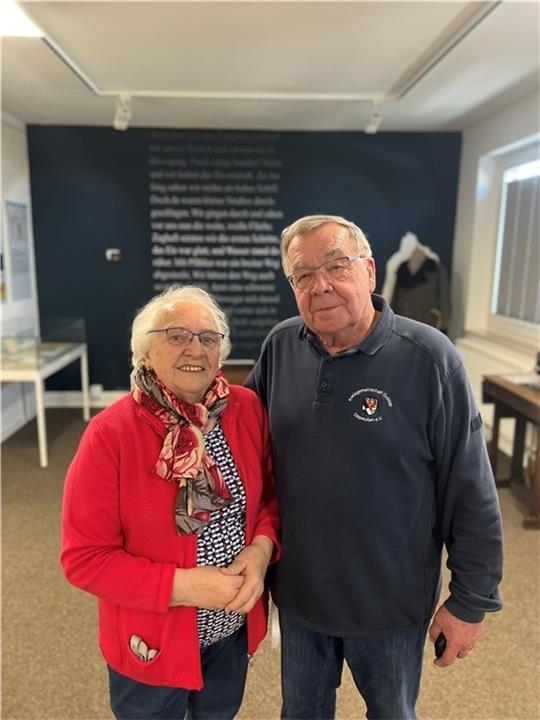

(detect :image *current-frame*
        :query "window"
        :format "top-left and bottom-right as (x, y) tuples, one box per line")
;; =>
(492, 159), (540, 325)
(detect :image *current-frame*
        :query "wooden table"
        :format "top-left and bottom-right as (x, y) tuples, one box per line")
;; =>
(482, 374), (540, 528)
(1, 341), (90, 467)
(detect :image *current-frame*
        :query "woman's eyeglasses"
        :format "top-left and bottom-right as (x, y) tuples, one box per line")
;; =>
(146, 327), (225, 348)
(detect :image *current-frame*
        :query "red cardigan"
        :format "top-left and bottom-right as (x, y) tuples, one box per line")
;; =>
(61, 385), (280, 689)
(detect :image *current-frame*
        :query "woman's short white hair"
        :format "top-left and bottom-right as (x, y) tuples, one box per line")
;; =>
(281, 214), (372, 274)
(130, 285), (232, 373)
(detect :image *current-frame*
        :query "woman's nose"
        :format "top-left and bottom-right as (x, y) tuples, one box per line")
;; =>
(183, 336), (204, 353)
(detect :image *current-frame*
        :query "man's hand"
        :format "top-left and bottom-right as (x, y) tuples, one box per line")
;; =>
(219, 535), (274, 614)
(170, 567), (244, 610)
(429, 604), (484, 667)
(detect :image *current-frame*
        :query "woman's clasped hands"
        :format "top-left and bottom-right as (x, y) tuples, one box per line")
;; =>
(171, 535), (273, 613)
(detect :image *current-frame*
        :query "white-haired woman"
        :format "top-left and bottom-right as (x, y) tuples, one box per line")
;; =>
(61, 286), (280, 720)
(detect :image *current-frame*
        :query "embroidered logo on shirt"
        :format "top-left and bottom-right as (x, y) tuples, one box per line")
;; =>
(362, 396), (378, 416)
(349, 387), (393, 423)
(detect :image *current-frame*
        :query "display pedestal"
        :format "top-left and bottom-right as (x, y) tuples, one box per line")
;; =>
(1, 321), (90, 468)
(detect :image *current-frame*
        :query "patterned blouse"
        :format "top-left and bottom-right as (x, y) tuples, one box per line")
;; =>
(197, 422), (247, 647)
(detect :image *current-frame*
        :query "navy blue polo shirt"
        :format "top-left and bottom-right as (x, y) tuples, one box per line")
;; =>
(246, 295), (503, 635)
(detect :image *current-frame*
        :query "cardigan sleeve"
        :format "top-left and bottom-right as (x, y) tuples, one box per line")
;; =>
(251, 397), (281, 564)
(228, 386), (281, 563)
(60, 418), (176, 614)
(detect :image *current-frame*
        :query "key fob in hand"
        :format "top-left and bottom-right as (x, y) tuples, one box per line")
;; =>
(434, 632), (446, 659)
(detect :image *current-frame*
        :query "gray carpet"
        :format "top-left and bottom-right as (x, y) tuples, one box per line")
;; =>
(2, 409), (539, 719)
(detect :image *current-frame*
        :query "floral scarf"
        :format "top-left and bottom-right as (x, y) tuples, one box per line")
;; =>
(132, 367), (231, 535)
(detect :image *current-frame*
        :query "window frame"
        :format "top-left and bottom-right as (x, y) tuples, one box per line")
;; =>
(484, 140), (540, 349)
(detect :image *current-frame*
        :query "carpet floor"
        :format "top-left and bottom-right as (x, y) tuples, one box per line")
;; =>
(1, 409), (539, 719)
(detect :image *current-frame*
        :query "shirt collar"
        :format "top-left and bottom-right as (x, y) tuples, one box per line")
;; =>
(300, 293), (393, 357)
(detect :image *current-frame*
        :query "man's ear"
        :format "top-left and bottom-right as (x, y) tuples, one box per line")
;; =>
(366, 257), (377, 292)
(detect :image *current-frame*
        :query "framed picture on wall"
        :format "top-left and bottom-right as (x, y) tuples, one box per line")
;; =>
(6, 201), (32, 301)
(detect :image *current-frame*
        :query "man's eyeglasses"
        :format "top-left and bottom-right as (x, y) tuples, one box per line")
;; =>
(287, 255), (365, 290)
(146, 327), (225, 349)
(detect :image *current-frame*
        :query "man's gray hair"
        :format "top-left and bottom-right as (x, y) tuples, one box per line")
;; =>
(281, 215), (372, 273)
(130, 286), (232, 374)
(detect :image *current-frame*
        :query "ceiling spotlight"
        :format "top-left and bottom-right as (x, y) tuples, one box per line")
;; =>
(113, 95), (132, 131)
(365, 101), (383, 135)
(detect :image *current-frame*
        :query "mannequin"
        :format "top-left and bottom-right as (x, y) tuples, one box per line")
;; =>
(381, 232), (439, 302)
(382, 232), (450, 332)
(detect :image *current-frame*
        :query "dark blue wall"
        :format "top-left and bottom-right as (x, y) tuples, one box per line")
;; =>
(27, 126), (461, 390)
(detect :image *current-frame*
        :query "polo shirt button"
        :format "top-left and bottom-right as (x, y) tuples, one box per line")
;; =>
(320, 380), (328, 388)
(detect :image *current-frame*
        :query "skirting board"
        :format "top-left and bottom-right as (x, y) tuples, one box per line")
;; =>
(45, 390), (127, 409)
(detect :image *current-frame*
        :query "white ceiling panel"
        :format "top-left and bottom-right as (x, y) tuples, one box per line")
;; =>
(2, 0), (539, 131)
(20, 2), (471, 94)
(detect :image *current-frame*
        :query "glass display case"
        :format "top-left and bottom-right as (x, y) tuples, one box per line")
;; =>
(1, 318), (90, 467)
(1, 317), (86, 370)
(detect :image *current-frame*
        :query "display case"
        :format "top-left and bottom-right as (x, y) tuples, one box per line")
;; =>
(1, 318), (90, 467)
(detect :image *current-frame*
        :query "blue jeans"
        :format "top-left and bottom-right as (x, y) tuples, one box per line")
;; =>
(108, 626), (248, 720)
(279, 611), (426, 720)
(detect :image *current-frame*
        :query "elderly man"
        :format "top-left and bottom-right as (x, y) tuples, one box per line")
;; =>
(246, 215), (503, 720)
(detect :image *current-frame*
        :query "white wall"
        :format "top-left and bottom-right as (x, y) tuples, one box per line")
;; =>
(1, 113), (40, 442)
(452, 89), (540, 344)
(451, 89), (539, 452)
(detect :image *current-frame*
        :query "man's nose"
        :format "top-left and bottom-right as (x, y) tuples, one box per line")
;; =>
(310, 270), (333, 293)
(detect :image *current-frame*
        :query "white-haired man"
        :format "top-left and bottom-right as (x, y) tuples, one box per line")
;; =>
(246, 214), (503, 720)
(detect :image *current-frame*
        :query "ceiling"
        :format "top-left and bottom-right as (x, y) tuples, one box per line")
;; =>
(2, 0), (539, 132)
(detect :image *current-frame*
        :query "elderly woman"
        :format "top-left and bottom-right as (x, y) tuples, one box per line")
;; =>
(61, 286), (279, 720)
